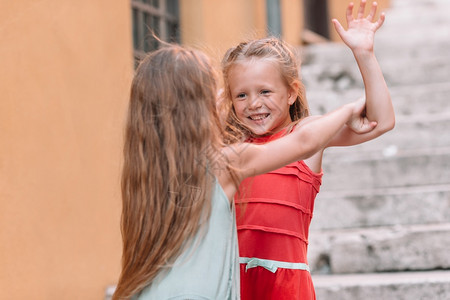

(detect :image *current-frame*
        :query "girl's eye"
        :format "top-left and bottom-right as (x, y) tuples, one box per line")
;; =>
(260, 90), (270, 95)
(236, 93), (246, 99)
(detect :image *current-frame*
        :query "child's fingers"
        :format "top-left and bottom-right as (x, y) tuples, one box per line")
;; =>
(332, 19), (346, 36)
(347, 118), (377, 134)
(346, 2), (355, 24)
(357, 0), (367, 19)
(375, 12), (386, 29)
(358, 120), (377, 134)
(366, 1), (378, 21)
(368, 121), (378, 131)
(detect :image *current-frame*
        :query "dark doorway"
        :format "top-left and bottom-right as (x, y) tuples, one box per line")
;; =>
(304, 0), (330, 39)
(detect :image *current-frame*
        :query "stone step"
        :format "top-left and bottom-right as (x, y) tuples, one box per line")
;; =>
(320, 147), (450, 191)
(302, 33), (450, 68)
(381, 13), (450, 33)
(311, 184), (450, 230)
(391, 0), (449, 7)
(306, 0), (450, 297)
(387, 0), (450, 19)
(388, 81), (450, 116)
(313, 270), (450, 300)
(323, 114), (450, 154)
(307, 81), (450, 116)
(376, 33), (450, 61)
(300, 0), (450, 88)
(376, 5), (450, 49)
(377, 44), (450, 69)
(307, 223), (450, 274)
(301, 0), (450, 63)
(301, 52), (450, 89)
(381, 55), (450, 87)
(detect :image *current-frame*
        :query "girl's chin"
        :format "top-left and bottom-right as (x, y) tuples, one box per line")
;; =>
(244, 119), (275, 135)
(248, 125), (270, 136)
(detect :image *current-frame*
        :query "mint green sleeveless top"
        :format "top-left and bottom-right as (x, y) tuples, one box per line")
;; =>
(134, 181), (240, 300)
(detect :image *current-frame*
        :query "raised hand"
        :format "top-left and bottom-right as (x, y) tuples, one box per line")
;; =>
(346, 97), (378, 134)
(332, 0), (385, 53)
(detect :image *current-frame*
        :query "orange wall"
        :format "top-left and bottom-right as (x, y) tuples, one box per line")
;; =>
(0, 0), (133, 299)
(181, 0), (391, 62)
(181, 0), (267, 65)
(281, 0), (305, 47)
(181, 0), (307, 66)
(181, 0), (390, 62)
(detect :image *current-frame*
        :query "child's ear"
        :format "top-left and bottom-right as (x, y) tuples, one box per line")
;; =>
(288, 81), (300, 105)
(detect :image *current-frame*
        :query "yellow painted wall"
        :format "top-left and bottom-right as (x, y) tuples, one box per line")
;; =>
(281, 0), (305, 47)
(180, 0), (267, 64)
(180, 0), (390, 62)
(181, 0), (306, 65)
(328, 0), (390, 41)
(0, 0), (133, 299)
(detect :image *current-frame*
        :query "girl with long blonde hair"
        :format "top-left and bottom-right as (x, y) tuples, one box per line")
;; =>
(220, 1), (394, 299)
(113, 44), (376, 299)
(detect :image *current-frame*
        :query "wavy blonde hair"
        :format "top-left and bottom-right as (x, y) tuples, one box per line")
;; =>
(220, 37), (310, 143)
(113, 45), (227, 299)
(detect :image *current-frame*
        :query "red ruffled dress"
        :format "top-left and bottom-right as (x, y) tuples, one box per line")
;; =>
(235, 128), (323, 300)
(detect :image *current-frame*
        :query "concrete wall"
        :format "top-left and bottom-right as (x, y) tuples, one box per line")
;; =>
(0, 0), (133, 299)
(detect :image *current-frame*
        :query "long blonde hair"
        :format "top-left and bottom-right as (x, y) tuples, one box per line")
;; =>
(113, 45), (226, 299)
(220, 37), (309, 143)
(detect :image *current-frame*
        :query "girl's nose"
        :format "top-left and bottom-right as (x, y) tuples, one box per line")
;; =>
(248, 94), (263, 110)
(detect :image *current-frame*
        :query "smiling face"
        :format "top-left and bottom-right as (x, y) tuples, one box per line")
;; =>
(228, 59), (296, 136)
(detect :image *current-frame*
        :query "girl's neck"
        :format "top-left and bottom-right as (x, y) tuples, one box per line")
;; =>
(250, 121), (296, 138)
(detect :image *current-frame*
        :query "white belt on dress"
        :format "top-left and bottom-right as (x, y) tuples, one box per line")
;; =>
(239, 257), (310, 273)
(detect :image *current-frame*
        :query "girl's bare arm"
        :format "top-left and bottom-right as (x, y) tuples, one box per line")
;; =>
(224, 99), (374, 180)
(328, 0), (395, 147)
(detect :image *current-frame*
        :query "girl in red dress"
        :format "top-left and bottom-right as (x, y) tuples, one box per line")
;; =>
(220, 1), (395, 299)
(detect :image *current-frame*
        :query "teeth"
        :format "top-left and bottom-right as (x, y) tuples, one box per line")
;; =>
(249, 114), (268, 120)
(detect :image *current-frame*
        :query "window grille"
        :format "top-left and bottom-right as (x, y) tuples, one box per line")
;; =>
(131, 0), (180, 64)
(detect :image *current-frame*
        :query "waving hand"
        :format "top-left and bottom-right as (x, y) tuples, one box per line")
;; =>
(332, 0), (385, 53)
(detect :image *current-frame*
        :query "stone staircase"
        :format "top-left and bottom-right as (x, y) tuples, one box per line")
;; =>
(301, 0), (450, 299)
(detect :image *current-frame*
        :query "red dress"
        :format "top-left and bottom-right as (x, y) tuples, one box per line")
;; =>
(235, 129), (322, 300)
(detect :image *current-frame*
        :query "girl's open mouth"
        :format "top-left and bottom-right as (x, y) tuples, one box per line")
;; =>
(248, 113), (269, 121)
